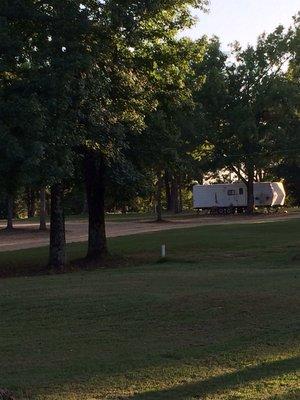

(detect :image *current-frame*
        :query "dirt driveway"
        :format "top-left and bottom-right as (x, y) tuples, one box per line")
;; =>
(0, 212), (299, 252)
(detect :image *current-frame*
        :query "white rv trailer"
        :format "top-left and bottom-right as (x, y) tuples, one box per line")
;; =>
(193, 182), (286, 212)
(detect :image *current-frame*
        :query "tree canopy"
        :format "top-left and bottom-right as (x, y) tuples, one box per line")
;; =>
(0, 2), (299, 266)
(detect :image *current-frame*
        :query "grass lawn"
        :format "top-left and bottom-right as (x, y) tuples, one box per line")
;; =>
(0, 220), (300, 399)
(3, 207), (298, 226)
(2, 210), (199, 225)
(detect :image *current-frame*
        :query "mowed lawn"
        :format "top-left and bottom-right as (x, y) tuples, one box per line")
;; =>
(0, 220), (300, 399)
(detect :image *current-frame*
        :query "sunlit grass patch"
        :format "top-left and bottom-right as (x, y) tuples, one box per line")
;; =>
(0, 220), (299, 399)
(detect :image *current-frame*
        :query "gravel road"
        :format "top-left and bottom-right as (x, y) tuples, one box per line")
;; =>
(0, 212), (299, 252)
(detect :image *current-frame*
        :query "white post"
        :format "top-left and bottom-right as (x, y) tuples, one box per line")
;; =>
(161, 244), (166, 258)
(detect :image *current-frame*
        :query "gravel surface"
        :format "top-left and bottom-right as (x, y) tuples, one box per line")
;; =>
(0, 212), (299, 252)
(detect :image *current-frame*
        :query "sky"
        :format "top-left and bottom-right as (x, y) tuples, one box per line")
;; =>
(182, 0), (299, 49)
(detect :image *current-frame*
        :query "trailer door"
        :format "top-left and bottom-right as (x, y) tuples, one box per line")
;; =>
(237, 186), (247, 207)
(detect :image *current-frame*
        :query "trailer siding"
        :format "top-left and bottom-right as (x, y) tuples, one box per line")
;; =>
(193, 182), (286, 209)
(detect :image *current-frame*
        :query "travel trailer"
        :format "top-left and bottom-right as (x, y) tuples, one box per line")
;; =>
(193, 182), (286, 213)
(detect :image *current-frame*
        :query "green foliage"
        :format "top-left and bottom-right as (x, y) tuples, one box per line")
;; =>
(193, 19), (300, 184)
(0, 2), (299, 215)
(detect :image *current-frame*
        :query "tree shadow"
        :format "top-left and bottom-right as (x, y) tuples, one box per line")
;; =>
(124, 356), (300, 399)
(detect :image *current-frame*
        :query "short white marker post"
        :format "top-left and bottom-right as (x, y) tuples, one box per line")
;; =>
(161, 244), (166, 258)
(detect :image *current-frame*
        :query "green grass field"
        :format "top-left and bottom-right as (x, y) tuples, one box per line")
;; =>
(1, 210), (200, 226)
(0, 220), (300, 399)
(3, 207), (298, 226)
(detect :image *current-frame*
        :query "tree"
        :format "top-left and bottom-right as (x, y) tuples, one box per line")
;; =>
(129, 37), (206, 220)
(23, 0), (100, 268)
(39, 188), (47, 231)
(75, 0), (208, 256)
(193, 19), (299, 213)
(0, 1), (46, 229)
(0, 70), (45, 231)
(273, 15), (300, 205)
(10, 0), (208, 264)
(1, 0), (94, 265)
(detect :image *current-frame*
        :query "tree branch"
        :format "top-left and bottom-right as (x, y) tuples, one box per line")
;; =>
(230, 164), (248, 184)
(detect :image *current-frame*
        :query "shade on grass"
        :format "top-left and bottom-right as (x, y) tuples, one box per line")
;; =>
(1, 219), (300, 276)
(0, 220), (299, 399)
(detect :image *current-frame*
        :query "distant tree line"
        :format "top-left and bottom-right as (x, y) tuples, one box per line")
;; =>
(0, 1), (299, 268)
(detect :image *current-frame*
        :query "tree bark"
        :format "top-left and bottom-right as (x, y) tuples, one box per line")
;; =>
(82, 193), (88, 214)
(164, 171), (172, 211)
(84, 152), (108, 260)
(170, 177), (179, 213)
(246, 166), (255, 214)
(198, 171), (204, 185)
(25, 187), (36, 218)
(156, 173), (163, 222)
(178, 182), (183, 213)
(46, 193), (51, 216)
(49, 184), (66, 269)
(39, 188), (47, 231)
(6, 195), (14, 230)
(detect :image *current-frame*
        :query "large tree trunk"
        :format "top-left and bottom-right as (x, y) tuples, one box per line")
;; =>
(156, 173), (163, 222)
(246, 166), (255, 214)
(164, 171), (172, 211)
(170, 177), (179, 214)
(84, 152), (107, 261)
(49, 184), (66, 269)
(39, 188), (47, 231)
(82, 193), (88, 214)
(25, 187), (36, 218)
(178, 182), (183, 213)
(6, 194), (14, 230)
(46, 193), (51, 216)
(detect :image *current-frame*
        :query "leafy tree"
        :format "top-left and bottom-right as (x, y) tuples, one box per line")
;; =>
(0, 2), (45, 229)
(8, 0), (208, 264)
(74, 0), (209, 257)
(193, 19), (299, 213)
(129, 37), (206, 220)
(273, 16), (300, 204)
(1, 0), (93, 264)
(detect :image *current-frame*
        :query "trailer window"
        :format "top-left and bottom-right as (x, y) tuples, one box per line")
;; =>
(227, 190), (235, 196)
(239, 188), (244, 195)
